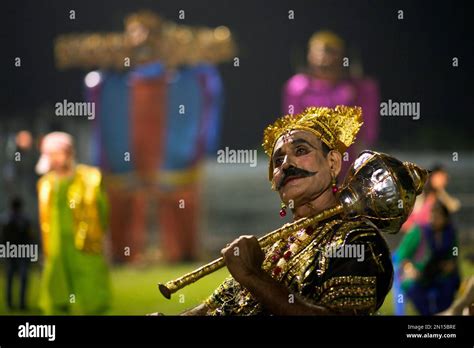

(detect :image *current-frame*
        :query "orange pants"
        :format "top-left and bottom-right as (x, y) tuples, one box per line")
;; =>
(107, 182), (201, 263)
(107, 184), (148, 263)
(157, 184), (200, 262)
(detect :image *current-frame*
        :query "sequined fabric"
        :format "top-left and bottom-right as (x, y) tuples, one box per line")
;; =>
(205, 215), (393, 315)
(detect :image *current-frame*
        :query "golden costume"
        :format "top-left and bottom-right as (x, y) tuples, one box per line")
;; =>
(157, 105), (427, 313)
(206, 215), (392, 315)
(205, 106), (393, 315)
(37, 164), (110, 314)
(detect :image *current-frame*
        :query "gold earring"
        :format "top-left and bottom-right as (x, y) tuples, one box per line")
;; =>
(331, 175), (338, 194)
(279, 202), (287, 217)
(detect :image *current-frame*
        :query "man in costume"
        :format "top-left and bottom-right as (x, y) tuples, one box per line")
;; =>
(179, 105), (394, 315)
(36, 132), (110, 314)
(282, 31), (379, 177)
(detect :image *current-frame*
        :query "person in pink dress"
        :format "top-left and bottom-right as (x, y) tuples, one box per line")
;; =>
(282, 30), (380, 178)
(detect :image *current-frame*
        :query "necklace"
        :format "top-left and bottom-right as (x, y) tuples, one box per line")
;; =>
(265, 225), (316, 277)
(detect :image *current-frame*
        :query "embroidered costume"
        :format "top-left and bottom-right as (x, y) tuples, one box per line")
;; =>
(205, 106), (394, 315)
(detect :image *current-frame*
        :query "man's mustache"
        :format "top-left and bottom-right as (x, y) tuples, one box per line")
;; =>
(276, 166), (317, 190)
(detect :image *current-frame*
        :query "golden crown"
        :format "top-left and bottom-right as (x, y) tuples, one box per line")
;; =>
(308, 30), (345, 51)
(262, 105), (363, 157)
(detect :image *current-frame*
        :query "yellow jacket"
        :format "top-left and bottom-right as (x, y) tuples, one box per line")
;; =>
(38, 164), (107, 255)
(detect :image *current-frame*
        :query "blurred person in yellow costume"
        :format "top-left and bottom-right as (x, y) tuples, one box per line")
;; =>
(36, 132), (110, 314)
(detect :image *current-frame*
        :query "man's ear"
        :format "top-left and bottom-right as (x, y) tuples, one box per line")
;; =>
(326, 150), (342, 177)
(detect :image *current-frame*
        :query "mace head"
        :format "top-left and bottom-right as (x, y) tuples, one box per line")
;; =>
(338, 151), (429, 234)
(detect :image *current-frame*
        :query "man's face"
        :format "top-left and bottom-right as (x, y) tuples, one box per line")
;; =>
(430, 171), (448, 191)
(307, 40), (343, 69)
(44, 148), (72, 172)
(271, 130), (335, 207)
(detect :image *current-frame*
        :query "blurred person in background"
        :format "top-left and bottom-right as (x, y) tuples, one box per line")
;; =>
(282, 30), (379, 177)
(1, 197), (33, 311)
(36, 132), (111, 314)
(394, 164), (461, 314)
(396, 200), (460, 315)
(401, 164), (460, 233)
(2, 130), (39, 225)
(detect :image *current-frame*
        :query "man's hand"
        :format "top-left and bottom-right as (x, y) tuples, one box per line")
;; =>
(220, 235), (334, 315)
(402, 261), (419, 280)
(221, 235), (265, 285)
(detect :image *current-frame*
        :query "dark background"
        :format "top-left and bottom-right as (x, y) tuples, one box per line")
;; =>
(1, 0), (473, 150)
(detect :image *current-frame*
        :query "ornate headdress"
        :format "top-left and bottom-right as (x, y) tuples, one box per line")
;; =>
(308, 30), (345, 51)
(262, 105), (363, 180)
